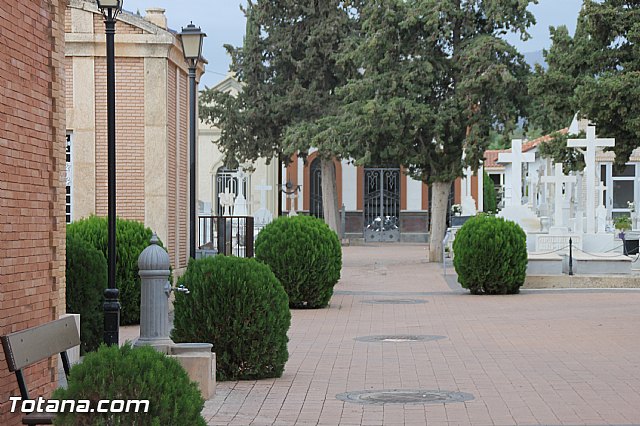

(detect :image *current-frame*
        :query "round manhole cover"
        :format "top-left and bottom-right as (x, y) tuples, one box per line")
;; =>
(336, 389), (474, 405)
(362, 299), (427, 305)
(354, 335), (446, 343)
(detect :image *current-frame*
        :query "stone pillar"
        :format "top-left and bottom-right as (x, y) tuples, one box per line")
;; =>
(135, 233), (174, 353)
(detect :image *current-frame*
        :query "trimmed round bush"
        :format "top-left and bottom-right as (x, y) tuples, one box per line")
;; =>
(171, 256), (291, 381)
(255, 215), (342, 308)
(52, 343), (206, 426)
(66, 234), (107, 354)
(452, 215), (527, 295)
(67, 216), (162, 325)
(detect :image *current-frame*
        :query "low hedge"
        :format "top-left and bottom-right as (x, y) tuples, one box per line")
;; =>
(171, 256), (291, 381)
(66, 216), (162, 325)
(453, 214), (527, 294)
(53, 343), (206, 425)
(65, 234), (107, 354)
(255, 215), (341, 308)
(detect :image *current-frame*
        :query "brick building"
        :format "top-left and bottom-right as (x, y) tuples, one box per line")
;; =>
(0, 0), (67, 424)
(65, 0), (203, 272)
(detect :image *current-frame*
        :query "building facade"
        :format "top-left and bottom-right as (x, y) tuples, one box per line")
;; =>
(198, 74), (280, 221)
(284, 156), (433, 242)
(65, 1), (203, 272)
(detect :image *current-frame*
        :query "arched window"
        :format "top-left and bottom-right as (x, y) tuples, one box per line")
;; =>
(215, 167), (249, 215)
(310, 157), (323, 218)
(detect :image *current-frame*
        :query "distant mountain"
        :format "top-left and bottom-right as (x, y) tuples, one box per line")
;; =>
(522, 50), (547, 70)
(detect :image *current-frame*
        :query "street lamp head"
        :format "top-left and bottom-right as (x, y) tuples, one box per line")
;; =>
(96, 0), (123, 20)
(180, 22), (206, 68)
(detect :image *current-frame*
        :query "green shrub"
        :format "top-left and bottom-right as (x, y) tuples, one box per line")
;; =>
(53, 343), (206, 426)
(67, 216), (161, 325)
(255, 215), (341, 308)
(65, 234), (107, 354)
(172, 256), (291, 381)
(452, 215), (527, 295)
(483, 170), (498, 213)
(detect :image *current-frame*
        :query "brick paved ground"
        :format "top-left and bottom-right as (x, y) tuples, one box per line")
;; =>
(197, 245), (639, 425)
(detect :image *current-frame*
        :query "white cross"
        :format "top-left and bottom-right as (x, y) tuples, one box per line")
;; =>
(233, 168), (247, 199)
(568, 126), (615, 233)
(541, 163), (576, 228)
(255, 180), (272, 210)
(498, 139), (535, 206)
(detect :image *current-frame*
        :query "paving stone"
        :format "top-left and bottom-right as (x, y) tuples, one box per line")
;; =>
(187, 244), (640, 425)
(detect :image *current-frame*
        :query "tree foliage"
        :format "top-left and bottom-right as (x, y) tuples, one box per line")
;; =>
(482, 169), (497, 214)
(330, 0), (533, 182)
(537, 130), (586, 174)
(528, 0), (640, 167)
(326, 0), (534, 260)
(199, 1), (358, 230)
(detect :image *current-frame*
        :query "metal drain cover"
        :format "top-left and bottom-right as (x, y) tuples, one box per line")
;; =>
(354, 335), (446, 343)
(362, 299), (427, 305)
(336, 389), (474, 405)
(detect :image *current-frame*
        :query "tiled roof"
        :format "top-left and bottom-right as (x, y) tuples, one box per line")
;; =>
(521, 128), (569, 152)
(484, 149), (508, 169)
(483, 128), (569, 170)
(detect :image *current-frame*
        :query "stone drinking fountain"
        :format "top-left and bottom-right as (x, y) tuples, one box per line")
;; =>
(134, 234), (215, 398)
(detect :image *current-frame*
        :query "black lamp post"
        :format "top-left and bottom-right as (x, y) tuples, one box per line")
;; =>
(96, 0), (122, 346)
(179, 23), (206, 259)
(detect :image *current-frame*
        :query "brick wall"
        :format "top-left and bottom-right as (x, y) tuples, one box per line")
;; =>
(177, 69), (189, 269)
(93, 14), (144, 34)
(94, 57), (145, 222)
(168, 63), (178, 266)
(0, 0), (67, 424)
(65, 57), (73, 111)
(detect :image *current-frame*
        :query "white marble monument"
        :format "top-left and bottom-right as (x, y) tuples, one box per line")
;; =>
(460, 166), (477, 216)
(568, 126), (615, 234)
(497, 139), (540, 232)
(233, 169), (249, 216)
(254, 180), (273, 227)
(541, 163), (576, 233)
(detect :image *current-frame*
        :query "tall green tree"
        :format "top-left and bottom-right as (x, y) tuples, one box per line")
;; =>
(527, 18), (595, 133)
(323, 0), (534, 261)
(577, 0), (640, 166)
(528, 0), (640, 168)
(200, 1), (358, 233)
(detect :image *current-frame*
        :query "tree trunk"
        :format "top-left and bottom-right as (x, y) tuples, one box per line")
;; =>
(321, 157), (340, 235)
(429, 181), (452, 263)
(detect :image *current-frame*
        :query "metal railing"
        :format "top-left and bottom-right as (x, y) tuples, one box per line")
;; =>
(198, 216), (255, 258)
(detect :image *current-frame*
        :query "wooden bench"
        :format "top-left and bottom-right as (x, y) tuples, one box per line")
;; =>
(1, 316), (80, 425)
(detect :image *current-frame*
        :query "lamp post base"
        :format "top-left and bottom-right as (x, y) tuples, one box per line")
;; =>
(103, 288), (120, 346)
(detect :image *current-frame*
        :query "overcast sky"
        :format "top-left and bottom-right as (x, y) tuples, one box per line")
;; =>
(121, 0), (584, 88)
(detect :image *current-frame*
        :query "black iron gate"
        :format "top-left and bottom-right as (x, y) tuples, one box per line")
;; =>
(363, 168), (401, 242)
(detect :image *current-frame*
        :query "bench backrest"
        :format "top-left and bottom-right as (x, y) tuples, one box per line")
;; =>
(2, 316), (80, 373)
(2, 315), (80, 401)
